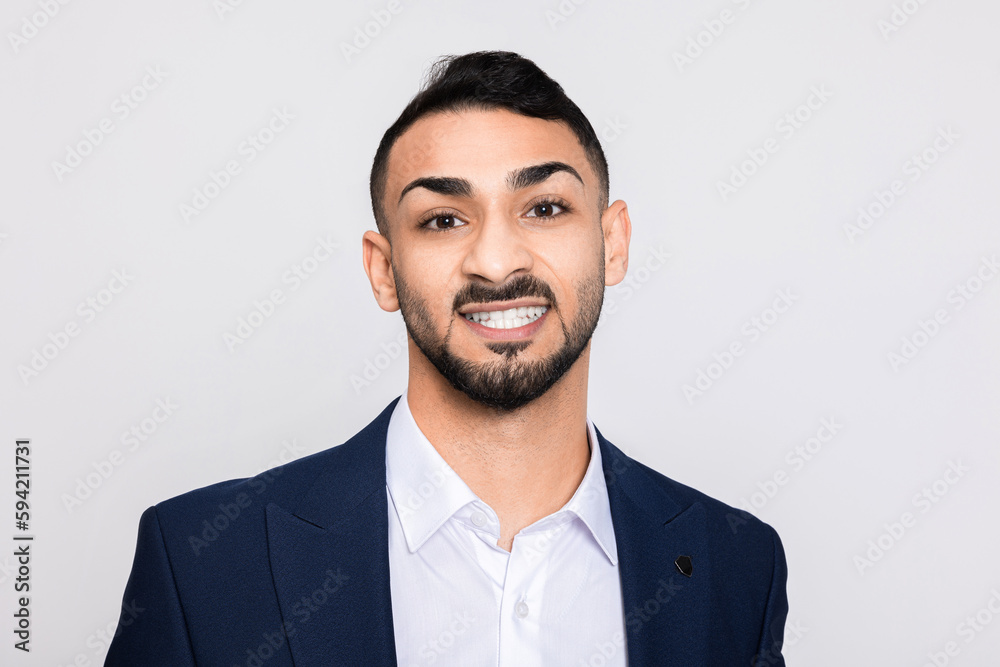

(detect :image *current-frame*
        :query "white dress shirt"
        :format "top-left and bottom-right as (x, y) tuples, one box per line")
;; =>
(386, 389), (627, 667)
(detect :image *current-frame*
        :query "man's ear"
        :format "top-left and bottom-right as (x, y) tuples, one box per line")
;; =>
(362, 229), (400, 312)
(601, 200), (631, 287)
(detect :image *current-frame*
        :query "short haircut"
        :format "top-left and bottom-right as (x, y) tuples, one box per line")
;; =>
(369, 50), (610, 239)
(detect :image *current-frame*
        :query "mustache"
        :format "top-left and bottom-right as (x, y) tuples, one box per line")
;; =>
(453, 274), (556, 310)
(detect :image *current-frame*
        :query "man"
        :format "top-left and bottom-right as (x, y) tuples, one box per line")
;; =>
(106, 51), (787, 666)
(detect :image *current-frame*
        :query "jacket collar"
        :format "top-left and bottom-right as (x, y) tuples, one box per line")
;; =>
(265, 398), (400, 666)
(265, 397), (709, 667)
(595, 422), (711, 664)
(385, 388), (619, 564)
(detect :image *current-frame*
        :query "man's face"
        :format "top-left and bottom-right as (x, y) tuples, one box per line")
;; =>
(381, 108), (608, 412)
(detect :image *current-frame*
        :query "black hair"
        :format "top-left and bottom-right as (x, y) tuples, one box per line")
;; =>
(369, 50), (610, 238)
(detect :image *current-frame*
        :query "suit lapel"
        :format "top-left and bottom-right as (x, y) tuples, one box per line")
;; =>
(266, 398), (401, 667)
(598, 426), (712, 667)
(263, 400), (710, 666)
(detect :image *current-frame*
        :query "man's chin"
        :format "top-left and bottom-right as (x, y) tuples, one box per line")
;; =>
(456, 386), (549, 413)
(456, 339), (536, 364)
(433, 352), (563, 412)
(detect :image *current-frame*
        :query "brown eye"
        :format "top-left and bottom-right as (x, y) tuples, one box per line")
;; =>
(526, 201), (566, 218)
(422, 213), (466, 231)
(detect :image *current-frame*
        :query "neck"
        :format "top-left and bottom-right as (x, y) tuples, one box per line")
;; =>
(406, 343), (592, 552)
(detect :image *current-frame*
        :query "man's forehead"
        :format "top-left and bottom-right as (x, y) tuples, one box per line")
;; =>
(386, 108), (592, 197)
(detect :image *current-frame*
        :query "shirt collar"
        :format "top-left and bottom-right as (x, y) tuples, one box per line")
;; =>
(385, 389), (618, 565)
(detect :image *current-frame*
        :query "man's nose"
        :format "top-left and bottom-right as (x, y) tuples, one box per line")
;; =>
(460, 213), (533, 285)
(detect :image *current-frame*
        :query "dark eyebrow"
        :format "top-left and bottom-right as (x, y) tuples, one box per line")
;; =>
(507, 161), (584, 191)
(397, 161), (584, 206)
(398, 176), (474, 205)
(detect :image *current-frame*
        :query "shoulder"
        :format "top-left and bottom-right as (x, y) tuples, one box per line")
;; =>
(135, 397), (395, 565)
(154, 442), (343, 519)
(610, 444), (784, 564)
(145, 436), (372, 562)
(152, 396), (399, 527)
(604, 440), (788, 657)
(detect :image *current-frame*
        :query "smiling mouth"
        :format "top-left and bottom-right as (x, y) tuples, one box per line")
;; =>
(462, 306), (548, 330)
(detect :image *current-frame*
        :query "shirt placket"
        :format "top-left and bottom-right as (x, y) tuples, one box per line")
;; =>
(496, 529), (546, 667)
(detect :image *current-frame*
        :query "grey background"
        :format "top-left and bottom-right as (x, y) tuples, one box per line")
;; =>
(2, 0), (999, 664)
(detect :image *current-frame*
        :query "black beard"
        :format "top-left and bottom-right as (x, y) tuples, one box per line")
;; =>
(393, 268), (605, 412)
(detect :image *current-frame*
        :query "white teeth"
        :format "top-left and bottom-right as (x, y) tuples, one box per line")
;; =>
(463, 305), (548, 329)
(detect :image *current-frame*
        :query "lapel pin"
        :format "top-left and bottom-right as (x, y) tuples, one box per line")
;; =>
(674, 555), (693, 577)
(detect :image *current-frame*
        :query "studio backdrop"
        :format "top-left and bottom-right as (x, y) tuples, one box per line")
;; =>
(2, 0), (999, 665)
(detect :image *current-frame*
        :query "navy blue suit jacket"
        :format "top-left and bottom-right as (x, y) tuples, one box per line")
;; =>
(106, 397), (787, 666)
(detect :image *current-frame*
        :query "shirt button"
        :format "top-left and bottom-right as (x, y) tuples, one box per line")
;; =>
(470, 510), (488, 527)
(515, 601), (529, 618)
